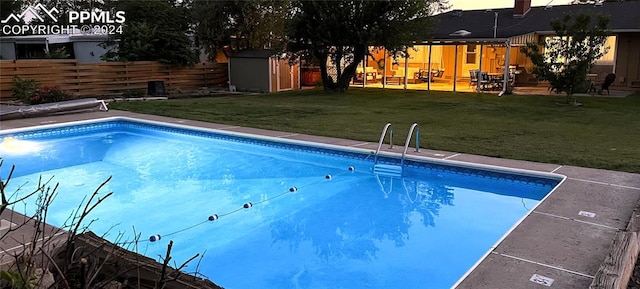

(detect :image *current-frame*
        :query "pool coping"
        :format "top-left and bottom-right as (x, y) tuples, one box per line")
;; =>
(2, 110), (640, 289)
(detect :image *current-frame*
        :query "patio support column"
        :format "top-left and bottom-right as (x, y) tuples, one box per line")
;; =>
(477, 44), (484, 92)
(383, 51), (387, 88)
(453, 45), (458, 92)
(403, 47), (409, 89)
(499, 39), (511, 97)
(362, 52), (366, 87)
(427, 44), (433, 91)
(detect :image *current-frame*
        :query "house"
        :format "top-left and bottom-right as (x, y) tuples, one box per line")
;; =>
(354, 0), (640, 92)
(228, 49), (300, 93)
(0, 33), (109, 63)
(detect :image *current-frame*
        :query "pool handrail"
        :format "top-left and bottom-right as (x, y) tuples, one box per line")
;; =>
(400, 123), (420, 167)
(373, 122), (393, 164)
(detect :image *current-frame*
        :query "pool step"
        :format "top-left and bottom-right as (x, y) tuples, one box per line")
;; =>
(374, 164), (403, 178)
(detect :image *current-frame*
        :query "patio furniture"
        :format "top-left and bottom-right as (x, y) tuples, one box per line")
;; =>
(600, 73), (616, 95)
(385, 75), (404, 85)
(487, 72), (505, 90)
(508, 66), (520, 86)
(469, 70), (493, 91)
(354, 67), (379, 84)
(586, 73), (598, 94)
(479, 71), (492, 91)
(415, 68), (445, 82)
(407, 67), (422, 84)
(469, 69), (479, 88)
(354, 71), (377, 83)
(387, 68), (407, 85)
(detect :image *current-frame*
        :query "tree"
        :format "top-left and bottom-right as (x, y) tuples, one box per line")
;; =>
(101, 0), (198, 66)
(286, 0), (447, 93)
(0, 0), (24, 21)
(0, 0), (25, 37)
(192, 0), (292, 62)
(521, 13), (609, 104)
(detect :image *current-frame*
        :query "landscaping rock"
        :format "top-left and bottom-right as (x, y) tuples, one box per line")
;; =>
(34, 268), (55, 289)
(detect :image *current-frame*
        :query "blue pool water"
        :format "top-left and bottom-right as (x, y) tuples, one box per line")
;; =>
(0, 118), (562, 289)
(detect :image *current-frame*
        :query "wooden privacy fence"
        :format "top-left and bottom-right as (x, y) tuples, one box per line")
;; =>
(0, 60), (229, 100)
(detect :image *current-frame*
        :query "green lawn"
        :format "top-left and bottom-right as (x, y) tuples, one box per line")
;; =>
(109, 88), (640, 173)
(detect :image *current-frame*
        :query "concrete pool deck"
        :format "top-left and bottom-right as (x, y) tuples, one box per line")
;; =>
(1, 109), (640, 288)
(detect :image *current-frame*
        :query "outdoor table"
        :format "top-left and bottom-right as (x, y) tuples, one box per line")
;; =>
(385, 76), (404, 85)
(586, 73), (598, 94)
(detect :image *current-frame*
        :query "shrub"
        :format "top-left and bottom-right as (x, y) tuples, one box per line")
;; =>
(30, 86), (70, 104)
(44, 47), (71, 59)
(0, 161), (212, 289)
(12, 77), (71, 105)
(12, 76), (40, 104)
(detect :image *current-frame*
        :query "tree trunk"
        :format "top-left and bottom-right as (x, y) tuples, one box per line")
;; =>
(315, 45), (367, 93)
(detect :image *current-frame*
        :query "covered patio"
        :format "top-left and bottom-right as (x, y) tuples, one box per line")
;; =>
(349, 0), (637, 94)
(351, 38), (535, 96)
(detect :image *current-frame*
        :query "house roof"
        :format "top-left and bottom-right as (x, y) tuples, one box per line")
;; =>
(229, 49), (274, 59)
(431, 1), (640, 41)
(0, 33), (109, 44)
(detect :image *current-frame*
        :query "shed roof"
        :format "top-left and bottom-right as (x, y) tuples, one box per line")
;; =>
(432, 1), (640, 41)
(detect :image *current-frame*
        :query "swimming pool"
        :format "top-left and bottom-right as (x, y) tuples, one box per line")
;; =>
(0, 117), (564, 289)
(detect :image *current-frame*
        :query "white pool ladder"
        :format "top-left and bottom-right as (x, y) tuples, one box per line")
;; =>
(373, 123), (420, 177)
(400, 123), (420, 167)
(373, 123), (394, 164)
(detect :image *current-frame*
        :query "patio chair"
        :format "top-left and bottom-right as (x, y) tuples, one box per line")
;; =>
(478, 71), (491, 90)
(469, 69), (479, 88)
(599, 73), (616, 95)
(433, 69), (445, 78)
(508, 66), (518, 86)
(416, 69), (429, 82)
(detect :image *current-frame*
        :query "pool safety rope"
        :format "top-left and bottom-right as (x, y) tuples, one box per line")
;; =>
(144, 165), (358, 243)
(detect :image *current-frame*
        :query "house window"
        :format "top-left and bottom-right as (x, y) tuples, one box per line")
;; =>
(15, 44), (47, 59)
(15, 43), (75, 59)
(595, 36), (616, 65)
(544, 35), (616, 67)
(466, 45), (477, 64)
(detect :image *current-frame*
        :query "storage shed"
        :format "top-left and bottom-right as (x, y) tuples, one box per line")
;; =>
(228, 49), (300, 93)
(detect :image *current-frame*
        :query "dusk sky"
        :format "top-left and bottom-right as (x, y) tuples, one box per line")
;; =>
(448, 0), (573, 10)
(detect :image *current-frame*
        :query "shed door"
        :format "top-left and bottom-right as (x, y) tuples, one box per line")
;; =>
(278, 59), (293, 91)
